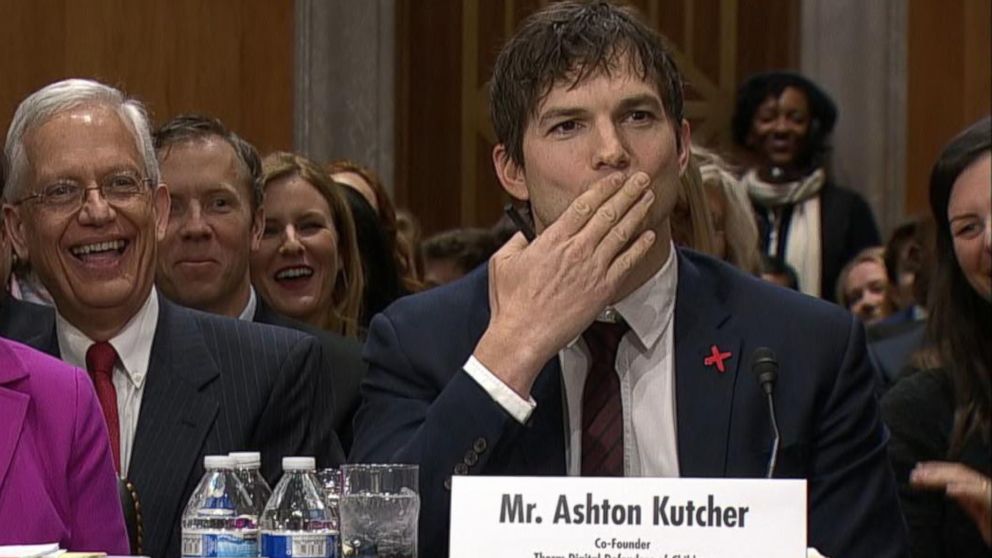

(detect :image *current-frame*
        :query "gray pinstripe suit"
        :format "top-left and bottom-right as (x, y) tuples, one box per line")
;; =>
(1, 294), (343, 558)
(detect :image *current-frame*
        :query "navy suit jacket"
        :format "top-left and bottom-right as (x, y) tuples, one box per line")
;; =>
(351, 249), (908, 558)
(1, 294), (344, 558)
(253, 298), (366, 452)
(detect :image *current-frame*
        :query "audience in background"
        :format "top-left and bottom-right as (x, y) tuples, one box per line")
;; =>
(421, 227), (498, 287)
(868, 216), (937, 390)
(759, 253), (800, 290)
(341, 185), (406, 331)
(153, 114), (263, 318)
(327, 160), (422, 293)
(153, 115), (366, 452)
(695, 146), (762, 274)
(253, 152), (365, 338)
(836, 246), (894, 325)
(882, 117), (991, 557)
(733, 71), (880, 301)
(884, 220), (925, 313)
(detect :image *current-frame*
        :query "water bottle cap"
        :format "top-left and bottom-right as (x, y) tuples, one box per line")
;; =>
(229, 451), (262, 468)
(282, 456), (316, 471)
(204, 455), (234, 469)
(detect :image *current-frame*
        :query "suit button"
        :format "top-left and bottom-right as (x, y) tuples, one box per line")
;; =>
(473, 437), (488, 453)
(453, 463), (469, 475)
(444, 478), (452, 491)
(464, 450), (479, 466)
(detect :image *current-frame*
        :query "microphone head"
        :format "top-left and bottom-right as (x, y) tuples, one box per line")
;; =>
(750, 347), (779, 394)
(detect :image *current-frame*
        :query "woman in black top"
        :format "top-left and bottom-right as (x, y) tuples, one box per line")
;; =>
(882, 117), (991, 557)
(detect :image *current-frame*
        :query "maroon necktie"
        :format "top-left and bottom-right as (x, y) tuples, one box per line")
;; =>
(86, 341), (121, 473)
(581, 320), (630, 476)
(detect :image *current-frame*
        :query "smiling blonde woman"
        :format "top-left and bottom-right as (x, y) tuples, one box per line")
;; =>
(251, 152), (364, 338)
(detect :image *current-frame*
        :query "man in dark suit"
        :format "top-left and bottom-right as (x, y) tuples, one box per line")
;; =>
(350, 3), (907, 557)
(1, 79), (344, 558)
(153, 114), (365, 450)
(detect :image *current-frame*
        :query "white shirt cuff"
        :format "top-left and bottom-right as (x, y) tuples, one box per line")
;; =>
(463, 355), (537, 424)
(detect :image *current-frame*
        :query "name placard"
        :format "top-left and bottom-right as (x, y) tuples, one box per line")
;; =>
(450, 476), (806, 558)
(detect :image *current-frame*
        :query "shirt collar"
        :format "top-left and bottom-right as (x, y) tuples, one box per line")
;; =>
(612, 243), (678, 350)
(238, 287), (258, 322)
(566, 243), (678, 350)
(56, 288), (160, 390)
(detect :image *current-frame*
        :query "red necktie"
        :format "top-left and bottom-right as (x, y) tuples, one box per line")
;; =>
(581, 320), (630, 476)
(86, 341), (121, 473)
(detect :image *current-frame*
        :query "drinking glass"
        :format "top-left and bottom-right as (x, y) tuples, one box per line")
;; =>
(339, 464), (419, 558)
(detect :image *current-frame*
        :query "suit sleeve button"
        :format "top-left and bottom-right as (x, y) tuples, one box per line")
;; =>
(473, 438), (488, 453)
(453, 463), (469, 475)
(464, 450), (479, 466)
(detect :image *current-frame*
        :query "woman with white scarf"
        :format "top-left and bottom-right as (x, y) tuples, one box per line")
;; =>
(732, 71), (880, 302)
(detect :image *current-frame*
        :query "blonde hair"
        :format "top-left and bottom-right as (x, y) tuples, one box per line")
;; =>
(261, 152), (365, 337)
(694, 146), (762, 274)
(671, 155), (718, 256)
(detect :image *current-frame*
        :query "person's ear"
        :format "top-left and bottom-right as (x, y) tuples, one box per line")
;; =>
(250, 205), (264, 251)
(493, 144), (528, 201)
(3, 205), (30, 262)
(152, 183), (171, 241)
(677, 119), (692, 175)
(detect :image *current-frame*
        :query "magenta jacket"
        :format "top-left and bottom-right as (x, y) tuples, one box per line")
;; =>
(0, 337), (128, 552)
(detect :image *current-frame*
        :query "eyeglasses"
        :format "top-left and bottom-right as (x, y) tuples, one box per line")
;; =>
(15, 172), (152, 213)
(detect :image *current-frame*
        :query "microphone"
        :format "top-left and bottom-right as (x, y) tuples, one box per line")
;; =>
(750, 347), (780, 479)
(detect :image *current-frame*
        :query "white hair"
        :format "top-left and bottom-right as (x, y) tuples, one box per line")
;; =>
(2, 78), (159, 203)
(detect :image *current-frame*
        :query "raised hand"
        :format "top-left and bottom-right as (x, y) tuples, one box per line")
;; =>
(912, 461), (992, 545)
(473, 171), (658, 397)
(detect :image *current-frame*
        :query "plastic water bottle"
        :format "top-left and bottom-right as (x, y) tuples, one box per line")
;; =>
(260, 457), (338, 558)
(181, 455), (259, 557)
(230, 451), (272, 515)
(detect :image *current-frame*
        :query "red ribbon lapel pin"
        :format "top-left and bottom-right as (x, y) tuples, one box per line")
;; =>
(704, 344), (733, 373)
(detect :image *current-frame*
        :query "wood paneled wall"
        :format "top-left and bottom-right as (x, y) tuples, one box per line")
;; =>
(906, 0), (991, 216)
(0, 0), (294, 159)
(395, 0), (799, 236)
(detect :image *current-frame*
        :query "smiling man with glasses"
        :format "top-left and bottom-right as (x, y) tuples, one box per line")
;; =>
(1, 78), (343, 558)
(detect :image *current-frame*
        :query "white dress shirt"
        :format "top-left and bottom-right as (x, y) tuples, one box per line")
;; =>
(57, 290), (160, 477)
(464, 245), (680, 477)
(238, 286), (258, 322)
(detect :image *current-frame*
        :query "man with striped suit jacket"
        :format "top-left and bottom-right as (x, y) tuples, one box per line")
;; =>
(1, 78), (343, 558)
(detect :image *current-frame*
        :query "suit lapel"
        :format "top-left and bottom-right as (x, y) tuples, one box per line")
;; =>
(0, 344), (29, 491)
(129, 298), (220, 557)
(674, 252), (742, 477)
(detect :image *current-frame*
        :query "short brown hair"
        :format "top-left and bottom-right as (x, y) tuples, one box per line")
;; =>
(154, 114), (263, 211)
(489, 0), (685, 166)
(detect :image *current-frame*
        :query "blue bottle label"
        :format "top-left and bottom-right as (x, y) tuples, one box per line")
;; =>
(182, 531), (258, 557)
(260, 532), (339, 558)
